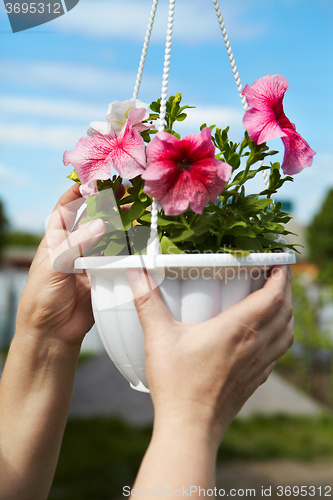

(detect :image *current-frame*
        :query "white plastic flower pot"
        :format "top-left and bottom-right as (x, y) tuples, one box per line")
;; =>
(75, 251), (296, 393)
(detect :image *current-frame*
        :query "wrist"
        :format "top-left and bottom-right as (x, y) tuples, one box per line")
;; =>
(12, 323), (81, 368)
(152, 401), (226, 456)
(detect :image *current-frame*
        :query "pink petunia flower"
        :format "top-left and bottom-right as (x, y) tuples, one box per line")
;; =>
(142, 127), (232, 215)
(242, 74), (316, 175)
(63, 120), (147, 197)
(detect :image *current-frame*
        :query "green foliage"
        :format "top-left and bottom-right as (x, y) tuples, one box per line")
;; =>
(72, 94), (297, 257)
(49, 415), (333, 500)
(149, 92), (195, 137)
(49, 418), (152, 500)
(292, 278), (333, 352)
(0, 201), (8, 257)
(220, 415), (333, 462)
(277, 277), (333, 407)
(139, 127), (295, 255)
(307, 189), (333, 283)
(6, 231), (42, 248)
(67, 168), (81, 184)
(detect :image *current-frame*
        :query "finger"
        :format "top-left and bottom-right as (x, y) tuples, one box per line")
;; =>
(236, 265), (291, 330)
(265, 315), (294, 365)
(126, 268), (174, 341)
(258, 361), (276, 387)
(47, 184), (85, 247)
(50, 218), (105, 273)
(72, 207), (88, 232)
(255, 268), (293, 343)
(207, 265), (291, 338)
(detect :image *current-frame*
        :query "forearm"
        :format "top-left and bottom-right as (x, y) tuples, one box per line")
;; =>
(130, 416), (220, 499)
(0, 326), (80, 500)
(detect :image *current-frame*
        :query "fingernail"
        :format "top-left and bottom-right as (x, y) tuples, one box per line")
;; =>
(86, 218), (105, 236)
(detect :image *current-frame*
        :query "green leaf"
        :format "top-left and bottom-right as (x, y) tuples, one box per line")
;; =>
(148, 113), (159, 120)
(150, 101), (160, 113)
(192, 221), (212, 236)
(179, 104), (195, 112)
(120, 210), (132, 231)
(118, 195), (133, 205)
(257, 236), (288, 250)
(170, 229), (195, 243)
(224, 219), (247, 230)
(225, 226), (257, 238)
(176, 113), (187, 121)
(138, 212), (151, 223)
(85, 196), (97, 217)
(104, 238), (128, 256)
(217, 247), (250, 257)
(227, 153), (241, 170)
(235, 236), (264, 252)
(138, 191), (148, 202)
(160, 236), (183, 254)
(139, 213), (185, 229)
(246, 197), (273, 210)
(230, 165), (269, 186)
(67, 168), (81, 184)
(128, 200), (148, 221)
(83, 239), (109, 257)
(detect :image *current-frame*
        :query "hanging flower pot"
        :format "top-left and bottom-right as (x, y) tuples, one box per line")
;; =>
(75, 251), (295, 392)
(63, 0), (314, 391)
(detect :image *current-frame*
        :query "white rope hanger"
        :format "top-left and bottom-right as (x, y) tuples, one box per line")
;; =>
(211, 0), (247, 112)
(211, 0), (270, 192)
(146, 0), (176, 260)
(133, 0), (159, 100)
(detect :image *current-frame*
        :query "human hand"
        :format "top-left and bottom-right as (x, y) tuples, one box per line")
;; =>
(1, 185), (122, 500)
(128, 266), (293, 445)
(16, 184), (108, 347)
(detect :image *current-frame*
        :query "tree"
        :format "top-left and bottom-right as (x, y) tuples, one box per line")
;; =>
(307, 188), (333, 283)
(0, 200), (8, 258)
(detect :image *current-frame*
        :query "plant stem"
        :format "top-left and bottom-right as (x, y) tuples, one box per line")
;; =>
(180, 214), (189, 228)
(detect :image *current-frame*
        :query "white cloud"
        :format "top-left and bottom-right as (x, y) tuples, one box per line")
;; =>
(301, 152), (333, 178)
(10, 206), (52, 233)
(272, 151), (333, 226)
(0, 95), (106, 122)
(0, 101), (244, 148)
(0, 123), (82, 149)
(0, 162), (31, 187)
(176, 105), (244, 132)
(0, 95), (244, 130)
(53, 0), (267, 42)
(0, 60), (160, 96)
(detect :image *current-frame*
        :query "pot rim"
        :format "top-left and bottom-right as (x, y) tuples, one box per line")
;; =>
(75, 251), (296, 271)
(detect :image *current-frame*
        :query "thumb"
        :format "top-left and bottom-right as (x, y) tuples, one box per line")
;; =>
(50, 218), (105, 273)
(126, 268), (173, 340)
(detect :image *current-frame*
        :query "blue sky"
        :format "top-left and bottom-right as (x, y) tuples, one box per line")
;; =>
(0, 0), (332, 234)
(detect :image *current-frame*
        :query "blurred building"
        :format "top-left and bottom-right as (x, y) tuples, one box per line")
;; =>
(0, 246), (103, 352)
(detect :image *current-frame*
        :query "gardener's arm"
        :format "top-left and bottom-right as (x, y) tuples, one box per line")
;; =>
(128, 266), (294, 498)
(0, 185), (106, 500)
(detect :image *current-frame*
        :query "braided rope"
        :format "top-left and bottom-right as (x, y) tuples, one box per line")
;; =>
(211, 0), (247, 112)
(158, 0), (176, 133)
(211, 0), (270, 192)
(133, 0), (159, 100)
(149, 0), (176, 248)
